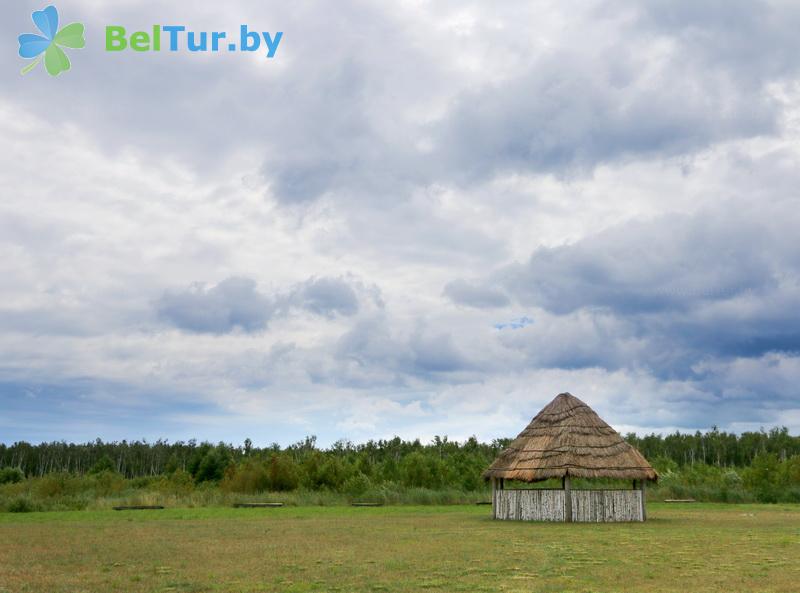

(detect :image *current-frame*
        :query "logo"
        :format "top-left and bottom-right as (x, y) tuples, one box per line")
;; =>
(104, 26), (282, 57)
(18, 5), (85, 77)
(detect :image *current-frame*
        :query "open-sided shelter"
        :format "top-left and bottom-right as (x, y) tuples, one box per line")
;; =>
(484, 392), (657, 522)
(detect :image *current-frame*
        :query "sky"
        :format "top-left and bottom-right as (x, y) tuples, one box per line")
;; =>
(2, 0), (800, 447)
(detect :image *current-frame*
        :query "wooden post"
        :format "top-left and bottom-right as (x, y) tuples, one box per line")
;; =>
(639, 479), (646, 521)
(564, 474), (572, 522)
(491, 477), (497, 520)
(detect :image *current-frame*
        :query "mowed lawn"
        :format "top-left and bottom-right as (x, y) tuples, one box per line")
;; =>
(1, 503), (798, 593)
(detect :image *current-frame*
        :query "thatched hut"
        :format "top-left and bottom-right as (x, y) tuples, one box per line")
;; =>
(484, 392), (657, 522)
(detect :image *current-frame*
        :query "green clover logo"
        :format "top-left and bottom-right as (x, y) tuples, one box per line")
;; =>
(18, 5), (85, 76)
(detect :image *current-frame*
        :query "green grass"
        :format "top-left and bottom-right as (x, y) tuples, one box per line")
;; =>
(1, 503), (799, 592)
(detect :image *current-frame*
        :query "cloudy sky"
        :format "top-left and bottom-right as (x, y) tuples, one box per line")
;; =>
(2, 0), (800, 446)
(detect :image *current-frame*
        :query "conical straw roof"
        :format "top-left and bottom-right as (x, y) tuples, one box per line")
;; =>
(484, 393), (658, 482)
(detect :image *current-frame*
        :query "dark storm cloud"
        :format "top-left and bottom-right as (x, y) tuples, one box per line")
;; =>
(503, 209), (781, 315)
(488, 199), (800, 376)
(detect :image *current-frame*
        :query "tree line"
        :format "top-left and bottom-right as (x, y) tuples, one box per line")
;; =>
(0, 436), (507, 488)
(625, 426), (799, 467)
(1, 426), (798, 480)
(2, 428), (800, 506)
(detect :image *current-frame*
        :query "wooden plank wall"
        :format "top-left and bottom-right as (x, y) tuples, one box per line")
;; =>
(570, 490), (643, 522)
(494, 489), (643, 522)
(494, 489), (565, 521)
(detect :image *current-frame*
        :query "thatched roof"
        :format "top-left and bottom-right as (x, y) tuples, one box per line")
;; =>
(484, 392), (658, 482)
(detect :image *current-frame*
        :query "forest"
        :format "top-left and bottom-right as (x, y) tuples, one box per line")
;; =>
(1, 427), (799, 511)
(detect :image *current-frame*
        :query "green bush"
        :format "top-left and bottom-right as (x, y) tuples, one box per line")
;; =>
(7, 496), (36, 513)
(92, 471), (125, 496)
(33, 473), (76, 498)
(268, 455), (300, 491)
(343, 472), (371, 497)
(157, 469), (195, 496)
(129, 476), (158, 489)
(222, 460), (269, 493)
(0, 467), (24, 484)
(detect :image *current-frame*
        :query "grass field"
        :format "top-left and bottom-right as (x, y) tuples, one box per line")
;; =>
(1, 503), (798, 593)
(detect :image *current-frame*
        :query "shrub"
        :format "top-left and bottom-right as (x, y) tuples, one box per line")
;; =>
(92, 471), (125, 496)
(343, 472), (371, 497)
(268, 455), (300, 491)
(7, 496), (36, 513)
(33, 473), (75, 498)
(651, 455), (679, 474)
(129, 476), (158, 489)
(0, 467), (24, 484)
(722, 469), (743, 488)
(222, 460), (269, 493)
(156, 469), (195, 496)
